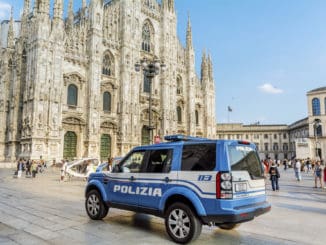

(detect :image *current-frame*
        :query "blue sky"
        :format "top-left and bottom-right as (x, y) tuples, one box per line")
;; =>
(2, 0), (326, 125)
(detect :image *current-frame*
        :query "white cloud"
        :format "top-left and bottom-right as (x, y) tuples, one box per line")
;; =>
(258, 83), (284, 94)
(0, 2), (11, 20)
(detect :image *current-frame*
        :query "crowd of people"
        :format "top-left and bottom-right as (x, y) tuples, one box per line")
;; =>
(262, 157), (326, 190)
(15, 157), (46, 179)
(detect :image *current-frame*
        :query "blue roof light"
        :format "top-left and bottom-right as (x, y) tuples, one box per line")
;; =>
(164, 134), (208, 142)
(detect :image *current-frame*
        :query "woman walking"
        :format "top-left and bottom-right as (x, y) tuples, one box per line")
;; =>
(314, 161), (324, 188)
(269, 162), (280, 191)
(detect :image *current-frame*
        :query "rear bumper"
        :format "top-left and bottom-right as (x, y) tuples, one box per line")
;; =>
(201, 201), (271, 224)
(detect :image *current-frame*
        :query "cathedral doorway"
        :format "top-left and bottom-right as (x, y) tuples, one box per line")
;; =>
(141, 126), (150, 145)
(100, 134), (112, 161)
(63, 131), (77, 160)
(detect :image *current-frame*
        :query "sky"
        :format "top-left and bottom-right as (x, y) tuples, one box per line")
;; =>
(1, 0), (326, 125)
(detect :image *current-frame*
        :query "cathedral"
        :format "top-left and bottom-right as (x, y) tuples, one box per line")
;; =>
(0, 0), (216, 162)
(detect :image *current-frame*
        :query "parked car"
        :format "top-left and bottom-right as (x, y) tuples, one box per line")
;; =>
(85, 135), (271, 243)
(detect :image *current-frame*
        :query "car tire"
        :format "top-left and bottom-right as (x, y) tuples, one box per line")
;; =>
(165, 202), (202, 244)
(85, 189), (108, 220)
(217, 223), (240, 230)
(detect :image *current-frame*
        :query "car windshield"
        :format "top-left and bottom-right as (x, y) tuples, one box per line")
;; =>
(228, 144), (263, 179)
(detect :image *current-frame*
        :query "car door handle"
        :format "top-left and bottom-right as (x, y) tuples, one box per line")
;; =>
(130, 176), (136, 181)
(164, 177), (170, 183)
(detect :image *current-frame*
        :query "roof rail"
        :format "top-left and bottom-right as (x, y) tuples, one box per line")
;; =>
(164, 134), (208, 142)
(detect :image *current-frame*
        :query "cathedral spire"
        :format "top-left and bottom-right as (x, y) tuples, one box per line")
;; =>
(208, 53), (214, 81)
(67, 0), (74, 28)
(201, 50), (209, 82)
(186, 14), (193, 50)
(53, 0), (63, 20)
(23, 0), (30, 17)
(7, 7), (14, 48)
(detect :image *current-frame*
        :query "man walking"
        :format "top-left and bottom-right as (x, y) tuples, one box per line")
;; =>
(269, 162), (280, 191)
(294, 159), (301, 181)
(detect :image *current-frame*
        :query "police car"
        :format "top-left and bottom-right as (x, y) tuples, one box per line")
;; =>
(85, 135), (271, 244)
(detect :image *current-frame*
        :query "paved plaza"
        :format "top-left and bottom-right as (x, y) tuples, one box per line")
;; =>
(0, 166), (325, 245)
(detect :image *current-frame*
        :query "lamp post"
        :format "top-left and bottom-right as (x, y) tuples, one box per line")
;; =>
(135, 57), (166, 144)
(313, 118), (322, 159)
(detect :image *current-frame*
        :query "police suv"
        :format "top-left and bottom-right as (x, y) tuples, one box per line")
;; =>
(85, 135), (271, 244)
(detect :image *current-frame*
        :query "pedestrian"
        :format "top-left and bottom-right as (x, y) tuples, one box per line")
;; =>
(60, 160), (67, 181)
(25, 159), (31, 177)
(294, 159), (301, 181)
(269, 162), (280, 191)
(107, 157), (113, 172)
(16, 158), (24, 178)
(283, 159), (288, 171)
(313, 161), (324, 188)
(31, 160), (38, 178)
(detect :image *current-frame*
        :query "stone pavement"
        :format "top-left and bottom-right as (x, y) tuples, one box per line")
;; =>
(0, 167), (325, 245)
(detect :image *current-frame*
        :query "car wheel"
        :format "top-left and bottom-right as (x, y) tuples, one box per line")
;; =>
(85, 189), (108, 220)
(217, 223), (240, 230)
(165, 202), (202, 244)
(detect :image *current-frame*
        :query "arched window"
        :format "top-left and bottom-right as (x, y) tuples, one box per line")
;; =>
(103, 92), (112, 112)
(195, 110), (199, 125)
(177, 76), (182, 95)
(102, 52), (114, 76)
(67, 84), (78, 106)
(143, 74), (151, 93)
(177, 106), (182, 123)
(142, 22), (151, 52)
(273, 143), (279, 151)
(312, 98), (320, 116)
(283, 143), (289, 151)
(315, 124), (322, 137)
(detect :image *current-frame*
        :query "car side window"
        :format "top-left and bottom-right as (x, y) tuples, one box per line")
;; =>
(146, 149), (173, 173)
(117, 151), (145, 173)
(181, 143), (216, 171)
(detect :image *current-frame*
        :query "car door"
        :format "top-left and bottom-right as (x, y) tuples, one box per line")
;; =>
(137, 148), (176, 211)
(107, 150), (146, 207)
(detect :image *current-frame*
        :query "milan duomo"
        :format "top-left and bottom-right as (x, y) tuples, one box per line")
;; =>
(0, 0), (216, 162)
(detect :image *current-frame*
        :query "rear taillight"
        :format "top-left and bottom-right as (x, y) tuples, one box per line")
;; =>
(216, 172), (233, 199)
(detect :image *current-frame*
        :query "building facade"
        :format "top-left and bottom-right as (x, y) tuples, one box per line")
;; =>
(216, 123), (292, 160)
(216, 87), (326, 161)
(0, 0), (216, 162)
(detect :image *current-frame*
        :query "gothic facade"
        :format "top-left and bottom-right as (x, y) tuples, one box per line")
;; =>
(0, 0), (216, 162)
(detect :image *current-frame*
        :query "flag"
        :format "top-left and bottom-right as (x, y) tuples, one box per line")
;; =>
(228, 106), (232, 112)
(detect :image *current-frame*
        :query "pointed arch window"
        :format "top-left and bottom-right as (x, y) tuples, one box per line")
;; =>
(67, 84), (78, 106)
(103, 92), (112, 112)
(177, 106), (182, 123)
(312, 98), (320, 116)
(195, 110), (199, 125)
(102, 52), (114, 76)
(142, 22), (151, 52)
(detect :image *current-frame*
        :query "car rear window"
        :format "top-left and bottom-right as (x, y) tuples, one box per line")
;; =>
(181, 143), (216, 171)
(228, 144), (263, 179)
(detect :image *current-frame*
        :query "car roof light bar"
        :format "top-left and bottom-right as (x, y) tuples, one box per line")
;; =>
(164, 134), (208, 142)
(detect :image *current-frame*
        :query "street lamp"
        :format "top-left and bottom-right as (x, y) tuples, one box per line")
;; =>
(135, 57), (166, 144)
(313, 118), (322, 159)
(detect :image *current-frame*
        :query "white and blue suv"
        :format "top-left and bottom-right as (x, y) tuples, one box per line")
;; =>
(85, 135), (271, 243)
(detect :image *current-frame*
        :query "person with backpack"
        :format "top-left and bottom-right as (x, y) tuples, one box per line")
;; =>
(269, 162), (280, 191)
(314, 160), (323, 188)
